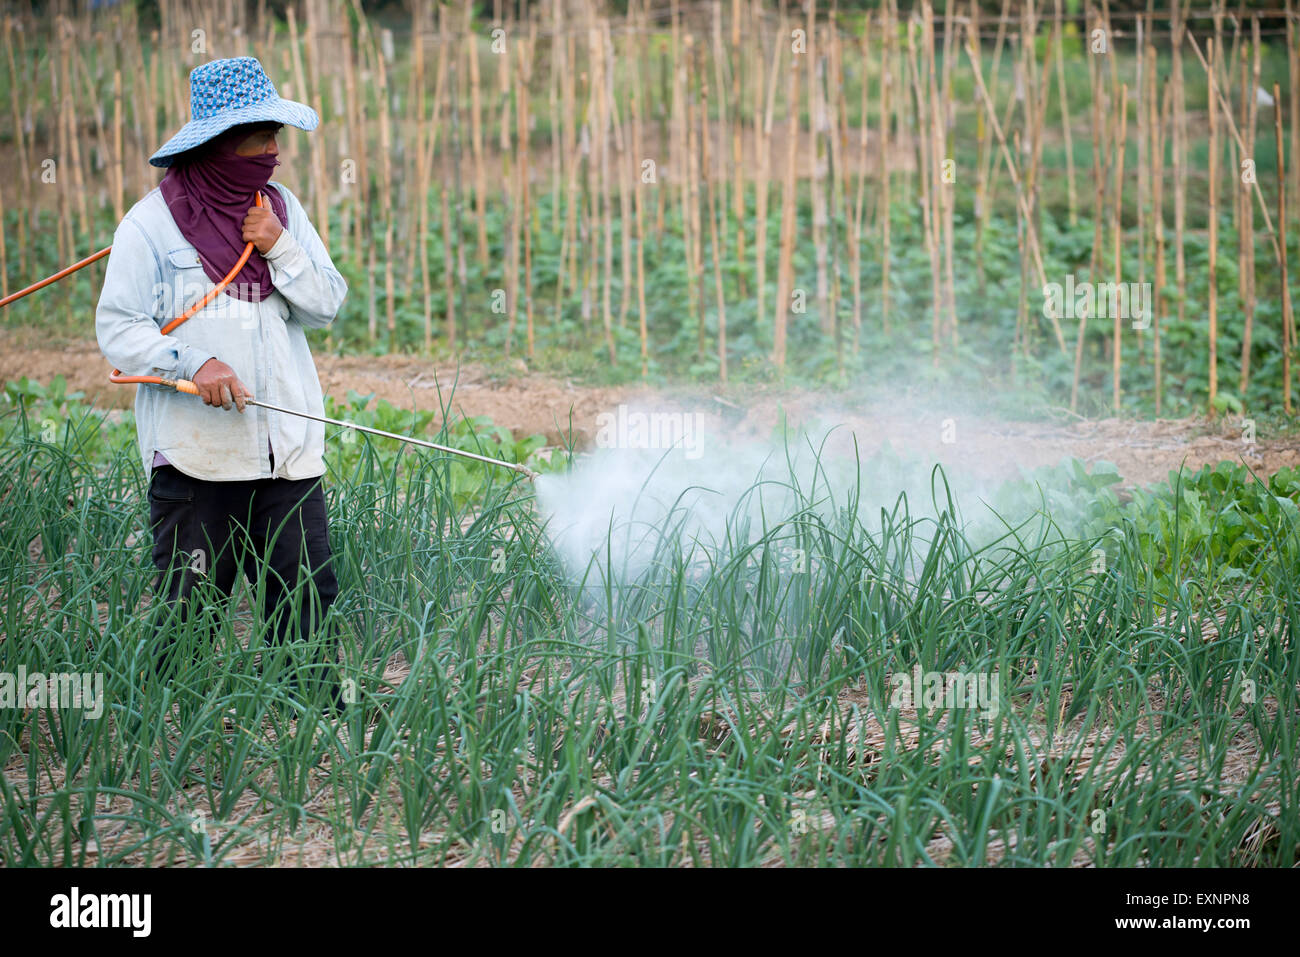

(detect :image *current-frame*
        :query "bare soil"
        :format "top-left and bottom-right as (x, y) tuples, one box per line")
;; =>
(3, 334), (1297, 490)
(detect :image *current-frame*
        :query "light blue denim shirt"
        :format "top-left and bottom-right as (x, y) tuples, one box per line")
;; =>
(95, 181), (347, 482)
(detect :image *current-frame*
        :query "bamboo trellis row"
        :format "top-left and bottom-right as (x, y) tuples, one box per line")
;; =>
(1, 0), (1298, 414)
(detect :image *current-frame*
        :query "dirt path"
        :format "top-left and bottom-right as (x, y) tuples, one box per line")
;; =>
(4, 337), (1297, 491)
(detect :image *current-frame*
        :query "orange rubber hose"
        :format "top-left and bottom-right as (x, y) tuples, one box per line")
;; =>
(0, 191), (266, 391)
(0, 197), (541, 481)
(109, 191), (264, 389)
(0, 246), (112, 308)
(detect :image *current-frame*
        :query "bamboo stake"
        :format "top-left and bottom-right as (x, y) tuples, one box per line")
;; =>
(921, 4), (947, 356)
(440, 178), (457, 352)
(342, 8), (361, 267)
(554, 0), (577, 335)
(1153, 79), (1171, 415)
(547, 0), (560, 237)
(422, 9), (453, 337)
(1134, 15), (1146, 363)
(1112, 83), (1127, 415)
(577, 5), (595, 348)
(939, 0), (957, 347)
(1021, 3), (1053, 290)
(377, 27), (395, 344)
(59, 17), (90, 251)
(675, 23), (695, 355)
(521, 25), (535, 361)
(450, 14), (468, 295)
(630, 19), (649, 378)
(403, 0), (426, 301)
(974, 0), (1010, 295)
(501, 11), (519, 357)
(279, 44), (298, 175)
(1208, 39), (1219, 415)
(497, 4), (512, 160)
(580, 48), (596, 345)
(1076, 19), (1110, 413)
(1290, 0), (1299, 226)
(690, 35), (706, 358)
(124, 3), (147, 205)
(466, 0), (489, 268)
(599, 22), (615, 364)
(4, 18), (30, 256)
(5, 17), (30, 269)
(66, 16), (96, 250)
(347, 0), (379, 336)
(52, 43), (68, 275)
(1173, 5), (1187, 329)
(1240, 17), (1260, 396)
(162, 8), (181, 143)
(142, 27), (160, 189)
(808, 0), (830, 339)
(1073, 8), (1104, 411)
(73, 14), (109, 249)
(1188, 33), (1281, 264)
(773, 22), (800, 372)
(1215, 3), (1232, 125)
(986, 19), (1026, 223)
(1103, 0), (1118, 130)
(0, 146), (6, 298)
(703, 68), (727, 382)
(907, 14), (941, 365)
(610, 24), (632, 334)
(579, 8), (602, 360)
(963, 19), (1061, 351)
(1015, 131), (1028, 377)
(112, 67), (124, 226)
(849, 20), (868, 353)
(711, 0), (729, 254)
(879, 0), (894, 332)
(892, 0), (907, 212)
(827, 8), (845, 373)
(632, 92), (650, 378)
(503, 21), (520, 360)
(416, 1), (433, 352)
(1275, 81), (1294, 413)
(304, 0), (329, 252)
(731, 0), (745, 297)
(287, 8), (315, 235)
(755, 9), (779, 347)
(969, 0), (985, 293)
(906, 14), (929, 228)
(1141, 39), (1157, 361)
(1234, 29), (1247, 380)
(654, 17), (667, 238)
(1053, 0), (1077, 226)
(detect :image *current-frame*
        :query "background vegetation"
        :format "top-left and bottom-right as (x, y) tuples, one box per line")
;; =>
(3, 1), (1300, 418)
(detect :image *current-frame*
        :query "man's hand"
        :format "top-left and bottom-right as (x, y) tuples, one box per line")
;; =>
(242, 205), (284, 255)
(193, 358), (251, 412)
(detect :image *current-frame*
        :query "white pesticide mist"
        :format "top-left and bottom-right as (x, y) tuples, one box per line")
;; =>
(533, 412), (1084, 591)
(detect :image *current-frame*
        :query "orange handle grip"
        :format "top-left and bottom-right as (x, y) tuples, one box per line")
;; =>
(173, 379), (200, 396)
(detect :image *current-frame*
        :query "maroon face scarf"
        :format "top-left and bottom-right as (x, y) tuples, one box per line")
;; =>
(159, 127), (289, 302)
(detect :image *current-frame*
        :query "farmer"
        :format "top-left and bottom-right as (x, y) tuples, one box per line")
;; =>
(95, 57), (347, 700)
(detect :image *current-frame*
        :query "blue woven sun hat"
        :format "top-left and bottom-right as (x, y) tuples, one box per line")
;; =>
(149, 57), (318, 167)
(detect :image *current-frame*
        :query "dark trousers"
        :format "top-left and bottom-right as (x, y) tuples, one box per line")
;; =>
(147, 463), (340, 687)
